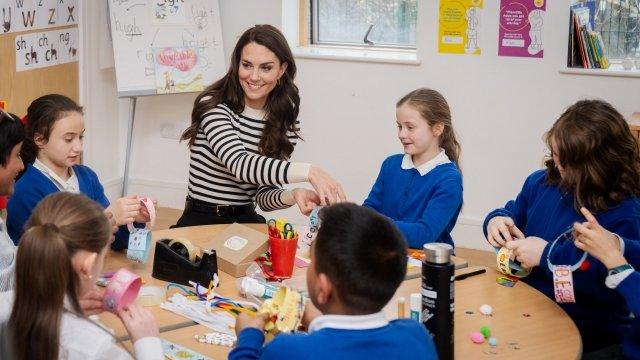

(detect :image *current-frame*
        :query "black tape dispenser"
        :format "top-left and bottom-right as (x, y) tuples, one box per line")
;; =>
(152, 238), (218, 287)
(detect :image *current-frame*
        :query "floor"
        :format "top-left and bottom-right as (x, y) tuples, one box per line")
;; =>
(152, 207), (496, 269)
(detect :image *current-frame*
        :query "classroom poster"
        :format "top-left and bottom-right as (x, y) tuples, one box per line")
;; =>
(14, 27), (78, 72)
(498, 0), (546, 57)
(154, 47), (204, 94)
(0, 0), (78, 34)
(438, 0), (483, 55)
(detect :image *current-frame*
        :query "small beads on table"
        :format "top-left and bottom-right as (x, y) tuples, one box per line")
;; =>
(194, 332), (237, 347)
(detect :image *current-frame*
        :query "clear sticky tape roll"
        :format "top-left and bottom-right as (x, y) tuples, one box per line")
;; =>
(168, 238), (200, 262)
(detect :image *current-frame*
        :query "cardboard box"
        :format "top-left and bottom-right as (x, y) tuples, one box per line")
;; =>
(204, 223), (268, 277)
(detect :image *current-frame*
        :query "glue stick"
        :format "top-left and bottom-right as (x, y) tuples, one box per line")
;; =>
(238, 277), (279, 299)
(410, 293), (421, 321)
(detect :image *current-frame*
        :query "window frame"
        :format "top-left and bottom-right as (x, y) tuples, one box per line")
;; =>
(309, 0), (418, 50)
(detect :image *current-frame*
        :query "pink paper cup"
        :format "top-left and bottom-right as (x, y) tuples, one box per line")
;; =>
(102, 268), (142, 313)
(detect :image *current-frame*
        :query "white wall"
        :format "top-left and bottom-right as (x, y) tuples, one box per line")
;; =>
(82, 1), (640, 250)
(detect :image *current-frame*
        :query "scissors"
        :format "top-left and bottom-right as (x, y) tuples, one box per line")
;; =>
(267, 219), (279, 238)
(282, 223), (295, 239)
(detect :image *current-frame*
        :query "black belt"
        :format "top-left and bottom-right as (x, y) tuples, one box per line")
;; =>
(184, 196), (255, 216)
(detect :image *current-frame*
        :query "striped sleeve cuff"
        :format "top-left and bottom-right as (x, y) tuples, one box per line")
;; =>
(255, 187), (290, 212)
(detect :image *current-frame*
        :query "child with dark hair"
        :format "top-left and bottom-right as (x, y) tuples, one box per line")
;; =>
(7, 94), (153, 249)
(484, 99), (640, 355)
(0, 110), (25, 291)
(229, 203), (437, 359)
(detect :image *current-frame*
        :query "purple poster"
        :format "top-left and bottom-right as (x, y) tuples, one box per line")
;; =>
(498, 0), (546, 58)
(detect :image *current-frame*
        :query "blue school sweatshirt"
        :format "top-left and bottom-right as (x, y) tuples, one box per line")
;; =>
(616, 271), (640, 359)
(483, 169), (640, 352)
(228, 319), (437, 360)
(363, 154), (463, 249)
(7, 164), (133, 250)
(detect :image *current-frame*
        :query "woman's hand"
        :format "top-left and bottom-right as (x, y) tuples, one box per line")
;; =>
(235, 312), (269, 336)
(291, 188), (321, 215)
(308, 165), (346, 205)
(105, 196), (141, 226)
(118, 304), (159, 342)
(486, 216), (525, 247)
(505, 236), (547, 269)
(573, 207), (627, 269)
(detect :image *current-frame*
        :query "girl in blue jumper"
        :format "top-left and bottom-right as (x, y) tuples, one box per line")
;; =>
(484, 99), (640, 356)
(7, 94), (153, 249)
(363, 88), (463, 249)
(574, 207), (640, 359)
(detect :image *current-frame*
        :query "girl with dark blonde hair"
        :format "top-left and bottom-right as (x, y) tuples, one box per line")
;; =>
(0, 193), (162, 360)
(363, 88), (463, 249)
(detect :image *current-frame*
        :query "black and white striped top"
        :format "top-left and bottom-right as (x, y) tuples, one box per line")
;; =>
(187, 103), (309, 211)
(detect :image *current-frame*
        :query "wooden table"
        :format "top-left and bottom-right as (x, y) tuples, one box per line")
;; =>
(100, 224), (467, 338)
(122, 266), (582, 359)
(105, 223), (580, 358)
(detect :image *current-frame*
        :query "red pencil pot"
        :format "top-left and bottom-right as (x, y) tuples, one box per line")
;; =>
(268, 234), (298, 278)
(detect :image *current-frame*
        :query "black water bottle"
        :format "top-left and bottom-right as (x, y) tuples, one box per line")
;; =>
(422, 243), (454, 360)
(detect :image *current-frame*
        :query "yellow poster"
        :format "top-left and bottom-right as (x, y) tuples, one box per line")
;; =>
(438, 0), (483, 55)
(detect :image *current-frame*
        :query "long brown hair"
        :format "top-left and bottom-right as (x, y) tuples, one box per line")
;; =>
(181, 24), (300, 160)
(396, 88), (461, 167)
(21, 94), (84, 165)
(545, 99), (640, 211)
(9, 193), (111, 360)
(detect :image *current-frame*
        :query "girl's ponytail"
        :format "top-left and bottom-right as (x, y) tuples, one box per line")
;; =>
(11, 223), (76, 360)
(9, 193), (110, 360)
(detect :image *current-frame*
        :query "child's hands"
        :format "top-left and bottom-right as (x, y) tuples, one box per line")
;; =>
(573, 207), (627, 269)
(505, 236), (547, 269)
(300, 300), (322, 331)
(79, 287), (104, 316)
(487, 216), (525, 247)
(134, 198), (157, 224)
(235, 312), (269, 336)
(292, 188), (321, 216)
(106, 196), (141, 226)
(118, 304), (159, 343)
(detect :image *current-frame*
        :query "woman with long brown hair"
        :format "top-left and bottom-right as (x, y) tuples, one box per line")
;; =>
(363, 88), (463, 249)
(176, 24), (345, 227)
(484, 99), (640, 356)
(0, 193), (162, 359)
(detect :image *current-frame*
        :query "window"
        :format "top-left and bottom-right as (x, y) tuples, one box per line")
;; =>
(594, 0), (640, 60)
(310, 0), (418, 49)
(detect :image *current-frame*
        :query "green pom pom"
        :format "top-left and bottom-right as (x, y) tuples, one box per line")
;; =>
(480, 326), (491, 339)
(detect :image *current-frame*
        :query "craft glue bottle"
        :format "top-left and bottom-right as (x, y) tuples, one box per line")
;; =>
(238, 277), (279, 299)
(422, 243), (454, 360)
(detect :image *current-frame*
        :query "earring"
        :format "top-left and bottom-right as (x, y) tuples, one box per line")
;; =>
(277, 77), (282, 86)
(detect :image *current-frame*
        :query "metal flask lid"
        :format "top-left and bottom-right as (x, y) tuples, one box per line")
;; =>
(423, 243), (453, 264)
